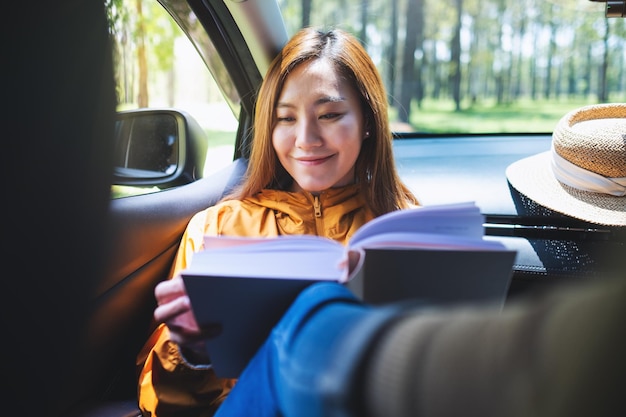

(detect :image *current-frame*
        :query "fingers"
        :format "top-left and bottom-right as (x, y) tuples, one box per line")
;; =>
(155, 275), (187, 305)
(153, 275), (218, 349)
(153, 293), (192, 323)
(154, 276), (191, 322)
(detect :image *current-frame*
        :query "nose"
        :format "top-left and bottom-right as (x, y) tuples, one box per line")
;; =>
(295, 117), (322, 149)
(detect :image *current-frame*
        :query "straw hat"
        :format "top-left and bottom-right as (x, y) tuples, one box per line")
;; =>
(505, 103), (626, 226)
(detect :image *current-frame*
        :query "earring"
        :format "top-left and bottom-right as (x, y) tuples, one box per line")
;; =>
(364, 131), (370, 138)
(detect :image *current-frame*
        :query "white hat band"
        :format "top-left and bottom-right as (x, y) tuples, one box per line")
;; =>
(551, 145), (626, 197)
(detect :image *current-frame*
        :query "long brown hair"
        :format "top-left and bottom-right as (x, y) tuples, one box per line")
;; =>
(227, 27), (418, 215)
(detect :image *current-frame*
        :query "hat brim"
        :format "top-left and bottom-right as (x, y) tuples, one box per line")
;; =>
(505, 151), (626, 227)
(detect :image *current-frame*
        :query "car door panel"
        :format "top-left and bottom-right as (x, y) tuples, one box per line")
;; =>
(70, 158), (247, 415)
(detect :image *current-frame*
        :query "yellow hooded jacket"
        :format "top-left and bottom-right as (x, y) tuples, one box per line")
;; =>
(137, 184), (376, 416)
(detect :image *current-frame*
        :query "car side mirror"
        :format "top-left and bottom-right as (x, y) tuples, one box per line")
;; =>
(112, 109), (208, 188)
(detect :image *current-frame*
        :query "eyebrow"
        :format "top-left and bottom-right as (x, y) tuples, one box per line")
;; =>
(276, 95), (347, 109)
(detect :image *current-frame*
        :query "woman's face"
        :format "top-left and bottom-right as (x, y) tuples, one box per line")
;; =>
(272, 58), (366, 194)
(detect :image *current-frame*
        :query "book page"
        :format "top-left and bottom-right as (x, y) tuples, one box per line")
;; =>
(352, 231), (506, 251)
(192, 235), (345, 280)
(349, 202), (486, 248)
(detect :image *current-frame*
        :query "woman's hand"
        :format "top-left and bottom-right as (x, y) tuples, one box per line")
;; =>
(154, 275), (217, 362)
(154, 275), (200, 342)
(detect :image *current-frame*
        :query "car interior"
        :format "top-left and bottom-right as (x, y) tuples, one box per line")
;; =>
(8, 1), (624, 417)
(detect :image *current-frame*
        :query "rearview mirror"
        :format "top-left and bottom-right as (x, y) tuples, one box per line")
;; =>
(112, 109), (207, 188)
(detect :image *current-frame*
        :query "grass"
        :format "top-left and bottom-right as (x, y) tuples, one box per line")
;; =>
(206, 129), (238, 148)
(394, 98), (621, 134)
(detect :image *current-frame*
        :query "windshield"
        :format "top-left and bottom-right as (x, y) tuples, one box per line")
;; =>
(278, 0), (626, 134)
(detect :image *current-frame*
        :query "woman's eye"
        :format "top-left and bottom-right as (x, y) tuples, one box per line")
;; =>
(320, 113), (341, 120)
(276, 116), (294, 122)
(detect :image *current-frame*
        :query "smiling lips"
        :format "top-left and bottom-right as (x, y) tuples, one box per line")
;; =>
(294, 154), (335, 165)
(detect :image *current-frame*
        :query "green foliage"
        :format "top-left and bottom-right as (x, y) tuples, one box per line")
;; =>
(104, 0), (125, 34)
(205, 129), (238, 148)
(105, 0), (180, 105)
(106, 0), (625, 135)
(144, 1), (179, 72)
(405, 98), (607, 133)
(279, 0), (625, 125)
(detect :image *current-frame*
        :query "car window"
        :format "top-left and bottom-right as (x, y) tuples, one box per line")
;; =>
(106, 0), (239, 198)
(277, 0), (626, 134)
(105, 0), (625, 199)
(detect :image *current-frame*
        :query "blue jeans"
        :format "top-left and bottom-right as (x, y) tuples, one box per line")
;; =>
(214, 282), (405, 417)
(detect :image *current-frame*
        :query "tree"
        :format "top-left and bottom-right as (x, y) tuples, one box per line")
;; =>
(511, 0), (529, 100)
(494, 0), (507, 105)
(399, 0), (424, 122)
(360, 0), (369, 44)
(612, 19), (626, 97)
(302, 0), (312, 28)
(599, 17), (610, 102)
(135, 0), (148, 107)
(386, 0), (399, 103)
(450, 0), (462, 111)
(104, 0), (130, 104)
(543, 3), (556, 99)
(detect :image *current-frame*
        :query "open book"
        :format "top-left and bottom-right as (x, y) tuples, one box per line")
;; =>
(182, 202), (516, 377)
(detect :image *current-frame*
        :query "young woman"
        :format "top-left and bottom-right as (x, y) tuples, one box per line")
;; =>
(137, 27), (419, 416)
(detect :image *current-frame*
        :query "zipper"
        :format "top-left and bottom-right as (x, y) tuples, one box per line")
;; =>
(313, 194), (322, 218)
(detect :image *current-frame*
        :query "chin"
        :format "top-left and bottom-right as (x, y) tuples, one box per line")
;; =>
(293, 180), (332, 194)
(293, 173), (353, 193)
(301, 186), (328, 194)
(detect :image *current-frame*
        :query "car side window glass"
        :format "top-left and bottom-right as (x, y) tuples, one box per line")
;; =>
(277, 0), (626, 134)
(106, 0), (239, 198)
